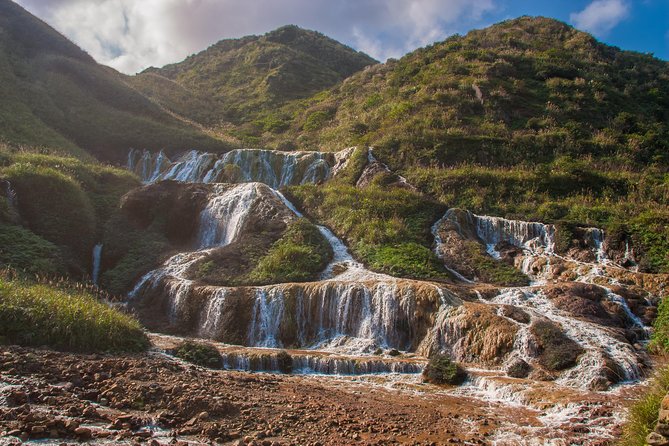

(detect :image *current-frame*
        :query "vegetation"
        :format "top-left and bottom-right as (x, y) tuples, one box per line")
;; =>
(620, 365), (669, 446)
(0, 273), (148, 352)
(0, 224), (65, 275)
(0, 0), (231, 161)
(190, 218), (332, 286)
(248, 218), (332, 284)
(0, 147), (143, 276)
(423, 354), (467, 385)
(133, 25), (376, 131)
(650, 299), (669, 355)
(286, 182), (450, 280)
(173, 341), (222, 368)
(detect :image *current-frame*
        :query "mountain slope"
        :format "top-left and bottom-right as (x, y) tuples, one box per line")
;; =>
(131, 25), (377, 129)
(268, 17), (668, 167)
(0, 0), (232, 162)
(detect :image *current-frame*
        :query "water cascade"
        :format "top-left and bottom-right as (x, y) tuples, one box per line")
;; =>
(91, 243), (103, 285)
(127, 148), (352, 187)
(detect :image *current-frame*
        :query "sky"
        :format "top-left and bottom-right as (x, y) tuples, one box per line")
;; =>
(13, 0), (669, 74)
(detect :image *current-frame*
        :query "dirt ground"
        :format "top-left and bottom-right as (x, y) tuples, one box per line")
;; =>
(0, 345), (623, 445)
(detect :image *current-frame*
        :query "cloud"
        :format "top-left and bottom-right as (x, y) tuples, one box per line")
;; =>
(570, 0), (629, 36)
(13, 0), (497, 74)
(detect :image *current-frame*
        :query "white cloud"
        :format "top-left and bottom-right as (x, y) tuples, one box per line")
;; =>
(13, 0), (497, 74)
(570, 0), (629, 37)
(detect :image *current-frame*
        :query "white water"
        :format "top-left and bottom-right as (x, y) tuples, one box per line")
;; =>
(197, 183), (259, 247)
(91, 243), (103, 285)
(128, 148), (350, 187)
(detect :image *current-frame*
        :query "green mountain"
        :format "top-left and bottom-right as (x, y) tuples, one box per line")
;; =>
(0, 0), (231, 162)
(130, 25), (377, 129)
(268, 17), (668, 166)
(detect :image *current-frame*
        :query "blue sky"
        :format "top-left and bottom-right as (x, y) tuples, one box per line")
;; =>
(15, 0), (669, 74)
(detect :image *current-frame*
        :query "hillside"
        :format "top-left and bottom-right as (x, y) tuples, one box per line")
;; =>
(264, 17), (668, 166)
(0, 0), (232, 162)
(130, 25), (377, 134)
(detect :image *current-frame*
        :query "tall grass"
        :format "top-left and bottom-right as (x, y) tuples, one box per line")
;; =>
(620, 365), (669, 446)
(0, 273), (148, 353)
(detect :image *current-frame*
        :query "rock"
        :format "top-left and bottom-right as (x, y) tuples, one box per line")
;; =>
(647, 431), (669, 446)
(661, 395), (669, 411)
(657, 422), (669, 438)
(505, 358), (531, 378)
(74, 427), (92, 439)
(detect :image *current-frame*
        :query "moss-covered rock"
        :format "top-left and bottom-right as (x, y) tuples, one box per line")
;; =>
(423, 354), (467, 385)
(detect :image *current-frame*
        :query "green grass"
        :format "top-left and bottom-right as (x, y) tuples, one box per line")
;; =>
(248, 218), (332, 284)
(0, 274), (149, 352)
(0, 224), (65, 275)
(285, 183), (449, 280)
(620, 365), (669, 446)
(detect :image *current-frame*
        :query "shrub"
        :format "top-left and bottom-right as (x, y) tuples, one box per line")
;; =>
(0, 276), (148, 352)
(276, 350), (293, 374)
(423, 354), (467, 385)
(248, 219), (332, 284)
(173, 341), (222, 368)
(620, 365), (669, 446)
(1, 164), (96, 260)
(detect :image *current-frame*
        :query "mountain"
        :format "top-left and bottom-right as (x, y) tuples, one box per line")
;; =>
(130, 25), (377, 129)
(0, 0), (232, 162)
(267, 17), (668, 167)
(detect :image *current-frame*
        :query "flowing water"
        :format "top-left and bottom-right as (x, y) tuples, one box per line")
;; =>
(91, 243), (103, 285)
(126, 148), (655, 444)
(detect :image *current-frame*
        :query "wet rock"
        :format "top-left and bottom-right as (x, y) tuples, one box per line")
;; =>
(505, 358), (531, 378)
(647, 431), (669, 446)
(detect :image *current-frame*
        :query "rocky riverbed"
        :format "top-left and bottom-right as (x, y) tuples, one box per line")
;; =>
(0, 343), (641, 446)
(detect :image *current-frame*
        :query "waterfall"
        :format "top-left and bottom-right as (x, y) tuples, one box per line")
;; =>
(248, 288), (286, 348)
(474, 215), (556, 257)
(91, 243), (103, 285)
(128, 148), (348, 187)
(272, 189), (371, 280)
(492, 288), (642, 389)
(197, 183), (259, 248)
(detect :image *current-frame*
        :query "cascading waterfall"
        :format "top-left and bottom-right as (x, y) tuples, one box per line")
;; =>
(474, 214), (556, 257)
(2, 179), (17, 209)
(492, 288), (642, 389)
(128, 148), (346, 187)
(91, 243), (103, 285)
(197, 183), (259, 247)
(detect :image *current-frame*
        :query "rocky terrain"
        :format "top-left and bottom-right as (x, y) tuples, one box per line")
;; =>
(0, 343), (642, 446)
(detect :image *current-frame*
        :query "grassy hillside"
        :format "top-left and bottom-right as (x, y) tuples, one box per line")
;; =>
(0, 145), (140, 277)
(131, 25), (376, 140)
(0, 0), (233, 162)
(272, 17), (667, 166)
(0, 272), (148, 352)
(271, 17), (668, 273)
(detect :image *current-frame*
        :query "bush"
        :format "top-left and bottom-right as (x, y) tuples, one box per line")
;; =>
(422, 354), (467, 385)
(620, 365), (669, 446)
(1, 163), (96, 261)
(0, 275), (148, 352)
(173, 341), (222, 368)
(276, 350), (293, 374)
